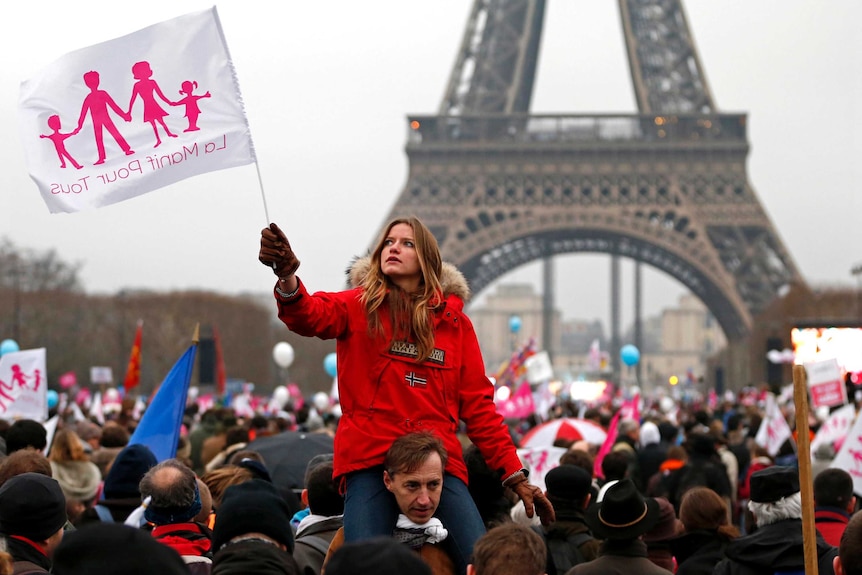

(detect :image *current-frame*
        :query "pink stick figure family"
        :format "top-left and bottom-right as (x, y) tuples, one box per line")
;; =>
(0, 364), (41, 413)
(40, 61), (211, 169)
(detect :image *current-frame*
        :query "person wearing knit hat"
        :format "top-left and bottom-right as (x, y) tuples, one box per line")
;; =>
(52, 522), (190, 575)
(48, 429), (102, 525)
(139, 458), (213, 574)
(0, 472), (68, 573)
(534, 464), (600, 573)
(5, 419), (47, 455)
(714, 466), (837, 575)
(212, 478), (294, 552)
(211, 479), (299, 575)
(79, 443), (157, 525)
(643, 497), (684, 571)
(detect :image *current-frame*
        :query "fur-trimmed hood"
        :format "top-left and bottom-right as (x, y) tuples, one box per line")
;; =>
(347, 255), (471, 302)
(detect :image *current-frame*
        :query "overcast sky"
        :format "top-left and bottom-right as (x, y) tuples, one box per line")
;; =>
(3, 1), (860, 334)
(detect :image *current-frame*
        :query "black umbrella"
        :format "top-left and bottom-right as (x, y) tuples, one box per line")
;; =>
(245, 430), (334, 491)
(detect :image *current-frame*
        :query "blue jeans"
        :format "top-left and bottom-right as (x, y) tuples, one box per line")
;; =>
(343, 467), (487, 575)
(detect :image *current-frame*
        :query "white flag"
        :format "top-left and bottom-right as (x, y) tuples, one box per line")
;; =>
(0, 348), (48, 421)
(831, 406), (862, 495)
(754, 392), (793, 457)
(18, 7), (255, 213)
(811, 403), (857, 457)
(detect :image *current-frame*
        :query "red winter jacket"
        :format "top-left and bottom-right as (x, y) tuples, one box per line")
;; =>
(275, 257), (524, 485)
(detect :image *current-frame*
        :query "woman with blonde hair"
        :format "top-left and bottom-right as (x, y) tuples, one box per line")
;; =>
(260, 216), (553, 574)
(48, 428), (101, 524)
(672, 486), (740, 574)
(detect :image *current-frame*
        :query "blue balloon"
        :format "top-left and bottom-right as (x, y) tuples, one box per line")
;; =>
(620, 344), (640, 367)
(323, 353), (338, 377)
(508, 315), (522, 334)
(0, 339), (19, 357)
(46, 390), (59, 409)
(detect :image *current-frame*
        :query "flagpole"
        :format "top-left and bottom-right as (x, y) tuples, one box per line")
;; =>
(255, 162), (270, 224)
(793, 364), (817, 575)
(192, 323), (200, 345)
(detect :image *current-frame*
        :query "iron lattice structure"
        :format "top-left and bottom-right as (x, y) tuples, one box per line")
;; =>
(380, 0), (802, 340)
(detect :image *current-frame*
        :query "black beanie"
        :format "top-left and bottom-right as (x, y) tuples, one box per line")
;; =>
(5, 419), (47, 454)
(0, 473), (67, 540)
(212, 479), (294, 553)
(103, 444), (157, 499)
(327, 537), (432, 575)
(53, 523), (189, 575)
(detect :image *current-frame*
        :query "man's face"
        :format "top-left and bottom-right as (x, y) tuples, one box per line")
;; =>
(383, 452), (443, 524)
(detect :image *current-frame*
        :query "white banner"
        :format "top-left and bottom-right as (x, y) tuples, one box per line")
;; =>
(811, 403), (856, 457)
(0, 348), (48, 421)
(19, 7), (254, 213)
(831, 405), (862, 495)
(755, 392), (793, 457)
(524, 351), (554, 384)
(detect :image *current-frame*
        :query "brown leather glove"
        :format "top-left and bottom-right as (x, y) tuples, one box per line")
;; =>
(504, 471), (556, 526)
(259, 223), (300, 278)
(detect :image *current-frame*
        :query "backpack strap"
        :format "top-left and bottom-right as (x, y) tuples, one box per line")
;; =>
(295, 534), (331, 556)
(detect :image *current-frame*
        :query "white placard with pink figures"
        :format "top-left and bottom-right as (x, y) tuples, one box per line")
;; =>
(0, 348), (47, 421)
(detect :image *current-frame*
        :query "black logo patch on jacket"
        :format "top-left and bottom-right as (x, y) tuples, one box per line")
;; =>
(389, 341), (445, 365)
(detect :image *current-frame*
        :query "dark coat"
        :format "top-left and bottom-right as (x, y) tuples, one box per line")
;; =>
(712, 518), (837, 575)
(212, 540), (300, 575)
(565, 538), (673, 575)
(539, 506), (601, 574)
(671, 529), (730, 575)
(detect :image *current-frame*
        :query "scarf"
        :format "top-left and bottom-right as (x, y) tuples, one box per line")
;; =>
(392, 514), (448, 549)
(152, 522), (213, 558)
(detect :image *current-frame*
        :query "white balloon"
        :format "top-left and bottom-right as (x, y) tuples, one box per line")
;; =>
(273, 385), (289, 408)
(313, 391), (329, 412)
(272, 342), (295, 368)
(659, 396), (675, 413)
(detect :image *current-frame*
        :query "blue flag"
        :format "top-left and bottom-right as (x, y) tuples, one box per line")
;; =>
(128, 343), (197, 461)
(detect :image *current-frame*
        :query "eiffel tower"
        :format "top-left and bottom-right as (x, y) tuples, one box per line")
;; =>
(379, 0), (803, 376)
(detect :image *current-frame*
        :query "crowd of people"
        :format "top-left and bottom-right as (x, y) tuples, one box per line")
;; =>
(0, 215), (854, 574)
(0, 388), (853, 575)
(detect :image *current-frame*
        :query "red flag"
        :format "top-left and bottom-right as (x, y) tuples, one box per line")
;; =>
(213, 326), (227, 397)
(123, 320), (143, 390)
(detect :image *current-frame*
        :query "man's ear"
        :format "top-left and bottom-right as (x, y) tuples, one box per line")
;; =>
(582, 493), (592, 510)
(834, 554), (844, 575)
(383, 470), (394, 492)
(847, 495), (857, 515)
(301, 489), (309, 508)
(466, 564), (476, 575)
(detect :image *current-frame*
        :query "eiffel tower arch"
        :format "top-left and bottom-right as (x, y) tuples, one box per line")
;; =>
(379, 0), (803, 350)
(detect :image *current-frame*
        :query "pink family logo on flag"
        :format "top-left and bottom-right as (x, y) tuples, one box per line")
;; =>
(18, 7), (255, 213)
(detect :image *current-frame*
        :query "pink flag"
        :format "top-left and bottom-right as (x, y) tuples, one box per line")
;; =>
(594, 410), (621, 480)
(593, 395), (639, 479)
(19, 7), (255, 213)
(495, 382), (535, 419)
